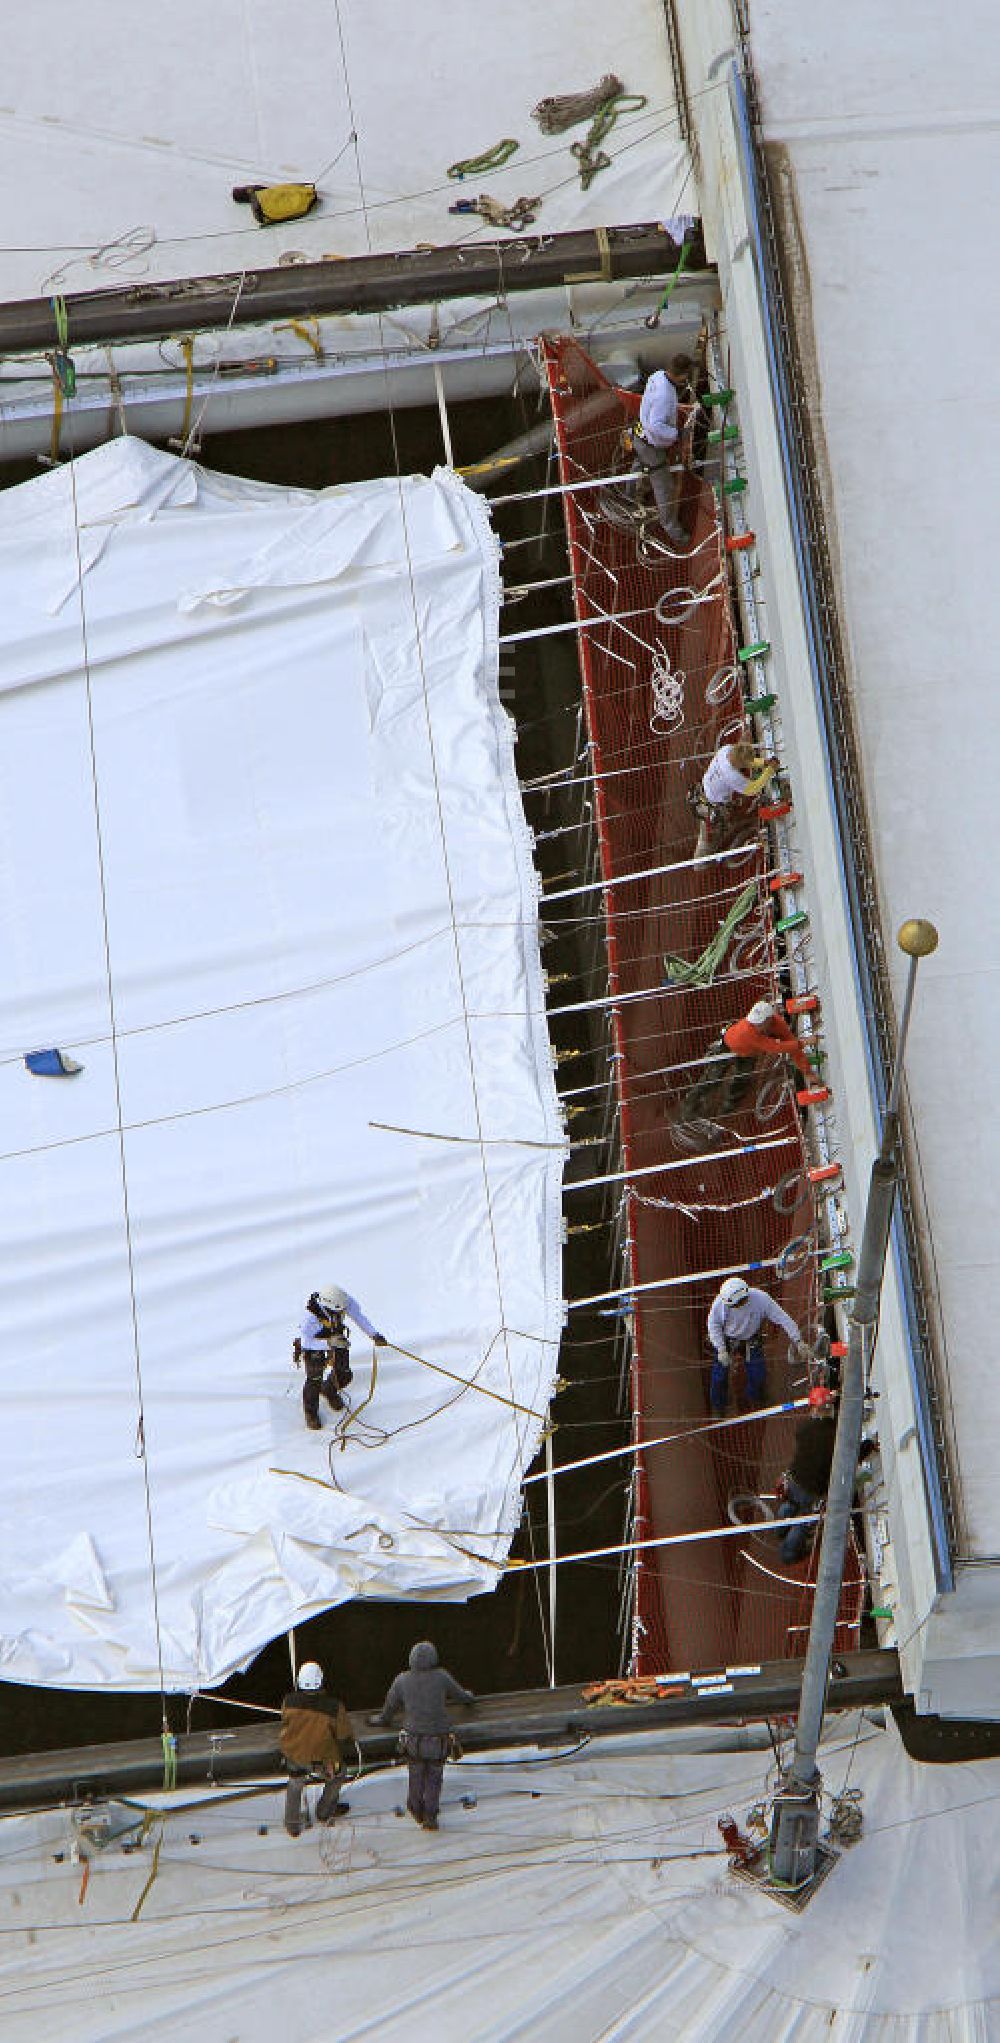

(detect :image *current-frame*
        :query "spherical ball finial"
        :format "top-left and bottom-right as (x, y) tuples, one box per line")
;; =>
(897, 918), (939, 958)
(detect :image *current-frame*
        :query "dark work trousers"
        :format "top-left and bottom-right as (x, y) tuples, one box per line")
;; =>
(405, 1733), (449, 1822)
(777, 1478), (821, 1563)
(302, 1346), (353, 1422)
(680, 1042), (756, 1123)
(631, 433), (682, 534)
(284, 1767), (345, 1834)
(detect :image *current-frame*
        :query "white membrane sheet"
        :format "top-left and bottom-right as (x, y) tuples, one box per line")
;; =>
(0, 437), (564, 1690)
(1, 1719), (997, 2039)
(0, 0), (689, 296)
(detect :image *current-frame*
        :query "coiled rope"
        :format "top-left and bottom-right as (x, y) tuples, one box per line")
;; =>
(531, 74), (648, 188)
(663, 880), (759, 989)
(649, 644), (685, 734)
(532, 74), (623, 134)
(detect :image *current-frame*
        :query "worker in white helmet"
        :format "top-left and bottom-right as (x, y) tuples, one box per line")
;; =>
(722, 1000), (811, 1080)
(707, 1275), (812, 1416)
(678, 999), (812, 1127)
(279, 1660), (357, 1835)
(293, 1284), (387, 1431)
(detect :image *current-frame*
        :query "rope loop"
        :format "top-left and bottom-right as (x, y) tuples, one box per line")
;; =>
(772, 1168), (806, 1215)
(753, 1073), (789, 1124)
(776, 1233), (813, 1279)
(447, 138), (520, 180)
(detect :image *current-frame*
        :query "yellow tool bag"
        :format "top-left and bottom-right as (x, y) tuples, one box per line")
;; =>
(232, 182), (318, 226)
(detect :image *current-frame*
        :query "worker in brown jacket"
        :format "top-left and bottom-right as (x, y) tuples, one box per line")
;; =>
(279, 1661), (357, 1836)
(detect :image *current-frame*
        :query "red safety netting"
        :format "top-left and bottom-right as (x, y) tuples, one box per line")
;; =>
(541, 337), (864, 1673)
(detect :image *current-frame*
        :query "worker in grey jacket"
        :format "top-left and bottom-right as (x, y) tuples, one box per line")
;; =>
(631, 356), (694, 545)
(369, 1641), (473, 1830)
(707, 1275), (812, 1417)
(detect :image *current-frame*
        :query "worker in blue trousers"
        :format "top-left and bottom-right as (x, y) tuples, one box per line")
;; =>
(707, 1275), (812, 1417)
(776, 1386), (878, 1564)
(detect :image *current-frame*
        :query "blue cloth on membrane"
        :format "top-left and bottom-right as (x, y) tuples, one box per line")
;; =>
(24, 1049), (82, 1077)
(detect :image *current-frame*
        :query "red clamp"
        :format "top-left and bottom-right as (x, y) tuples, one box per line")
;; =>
(808, 1162), (841, 1185)
(769, 870), (803, 893)
(786, 993), (819, 1015)
(759, 800), (792, 820)
(725, 531), (756, 554)
(797, 1085), (830, 1106)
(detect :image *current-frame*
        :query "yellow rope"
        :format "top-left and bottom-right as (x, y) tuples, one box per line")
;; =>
(274, 316), (323, 358)
(129, 1821), (164, 1922)
(178, 338), (195, 448)
(390, 1339), (546, 1421)
(332, 1343), (379, 1448)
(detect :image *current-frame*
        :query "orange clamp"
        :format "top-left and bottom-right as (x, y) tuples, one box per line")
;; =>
(797, 1085), (830, 1106)
(725, 530), (756, 554)
(769, 870), (803, 893)
(787, 994), (819, 1015)
(808, 1162), (841, 1185)
(830, 1341), (848, 1359)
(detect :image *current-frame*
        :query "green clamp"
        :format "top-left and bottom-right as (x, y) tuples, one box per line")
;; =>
(49, 294), (76, 399)
(820, 1250), (854, 1273)
(722, 475), (748, 495)
(738, 640), (770, 663)
(823, 1282), (857, 1302)
(775, 909), (808, 933)
(745, 692), (777, 714)
(702, 387), (735, 408)
(707, 422), (739, 445)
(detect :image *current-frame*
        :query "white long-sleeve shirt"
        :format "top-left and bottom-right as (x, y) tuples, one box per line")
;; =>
(298, 1288), (383, 1350)
(702, 745), (752, 807)
(638, 371), (680, 450)
(707, 1286), (800, 1358)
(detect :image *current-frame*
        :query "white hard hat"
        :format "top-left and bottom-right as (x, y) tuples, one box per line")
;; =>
(747, 1000), (776, 1026)
(720, 1276), (750, 1306)
(297, 1661), (324, 1691)
(316, 1286), (347, 1311)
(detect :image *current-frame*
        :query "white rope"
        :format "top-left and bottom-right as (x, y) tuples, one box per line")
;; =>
(631, 1180), (781, 1221)
(565, 1135), (794, 1193)
(654, 569), (726, 628)
(649, 642), (685, 734)
(706, 663), (741, 706)
(180, 269), (248, 456)
(522, 1396), (810, 1486)
(568, 1253), (783, 1311)
(507, 1512), (821, 1573)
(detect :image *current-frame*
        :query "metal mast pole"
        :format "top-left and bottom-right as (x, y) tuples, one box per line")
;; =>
(769, 918), (939, 1888)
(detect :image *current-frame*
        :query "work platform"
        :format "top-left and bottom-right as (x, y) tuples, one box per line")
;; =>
(0, 1651), (902, 1812)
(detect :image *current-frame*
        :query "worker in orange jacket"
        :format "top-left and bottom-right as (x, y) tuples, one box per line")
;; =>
(677, 1000), (811, 1125)
(722, 1001), (811, 1079)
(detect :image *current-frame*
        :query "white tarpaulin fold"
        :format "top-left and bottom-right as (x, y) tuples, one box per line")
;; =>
(0, 437), (564, 1690)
